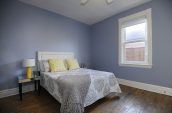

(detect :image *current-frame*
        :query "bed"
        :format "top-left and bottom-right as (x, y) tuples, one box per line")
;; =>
(37, 51), (121, 113)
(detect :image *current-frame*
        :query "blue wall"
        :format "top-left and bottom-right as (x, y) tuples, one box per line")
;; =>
(1, 0), (172, 91)
(91, 0), (172, 88)
(0, 0), (91, 90)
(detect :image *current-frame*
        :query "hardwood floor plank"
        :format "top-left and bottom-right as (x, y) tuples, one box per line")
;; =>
(0, 85), (172, 113)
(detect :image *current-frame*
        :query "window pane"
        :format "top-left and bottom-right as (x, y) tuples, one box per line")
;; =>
(125, 42), (145, 61)
(125, 22), (146, 42)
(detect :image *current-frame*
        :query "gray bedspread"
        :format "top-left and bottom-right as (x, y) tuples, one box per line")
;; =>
(56, 74), (91, 113)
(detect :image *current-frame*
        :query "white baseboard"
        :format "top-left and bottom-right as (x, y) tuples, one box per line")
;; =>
(118, 78), (172, 96)
(0, 85), (34, 99)
(1, 79), (172, 99)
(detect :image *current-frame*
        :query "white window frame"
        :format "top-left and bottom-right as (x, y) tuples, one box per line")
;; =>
(118, 9), (152, 68)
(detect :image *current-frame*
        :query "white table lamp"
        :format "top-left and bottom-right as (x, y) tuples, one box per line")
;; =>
(23, 59), (35, 78)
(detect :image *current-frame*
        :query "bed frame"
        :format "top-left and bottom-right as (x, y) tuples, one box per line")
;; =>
(36, 51), (121, 107)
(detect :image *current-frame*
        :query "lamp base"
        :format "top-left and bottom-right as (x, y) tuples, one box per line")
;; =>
(26, 67), (32, 79)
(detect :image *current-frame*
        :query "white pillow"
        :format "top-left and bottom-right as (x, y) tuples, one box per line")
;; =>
(39, 60), (50, 72)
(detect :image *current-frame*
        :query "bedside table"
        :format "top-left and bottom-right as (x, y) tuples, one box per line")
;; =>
(18, 75), (40, 101)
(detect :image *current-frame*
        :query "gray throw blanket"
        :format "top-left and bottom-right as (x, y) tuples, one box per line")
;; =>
(56, 74), (91, 113)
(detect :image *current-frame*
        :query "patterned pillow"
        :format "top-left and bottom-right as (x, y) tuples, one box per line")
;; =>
(48, 59), (67, 72)
(66, 58), (80, 70)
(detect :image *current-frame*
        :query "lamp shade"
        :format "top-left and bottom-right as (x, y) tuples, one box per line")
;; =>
(23, 59), (35, 67)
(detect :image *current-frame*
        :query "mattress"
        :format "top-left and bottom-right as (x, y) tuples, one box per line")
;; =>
(40, 68), (121, 107)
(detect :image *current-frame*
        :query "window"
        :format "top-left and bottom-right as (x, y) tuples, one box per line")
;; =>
(119, 9), (152, 68)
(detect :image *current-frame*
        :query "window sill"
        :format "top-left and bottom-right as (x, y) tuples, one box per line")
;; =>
(119, 63), (152, 68)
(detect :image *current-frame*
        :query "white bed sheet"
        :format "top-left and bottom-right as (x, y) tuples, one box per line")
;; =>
(40, 68), (121, 107)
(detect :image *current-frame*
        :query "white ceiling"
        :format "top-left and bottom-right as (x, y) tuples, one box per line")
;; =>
(19, 0), (152, 25)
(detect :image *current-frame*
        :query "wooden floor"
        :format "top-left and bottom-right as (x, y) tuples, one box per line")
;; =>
(0, 85), (172, 113)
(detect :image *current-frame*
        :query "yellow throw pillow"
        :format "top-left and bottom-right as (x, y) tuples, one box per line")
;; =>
(66, 58), (80, 70)
(48, 59), (67, 72)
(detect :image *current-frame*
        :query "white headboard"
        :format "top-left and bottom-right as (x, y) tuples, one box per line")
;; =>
(37, 51), (74, 61)
(37, 51), (74, 70)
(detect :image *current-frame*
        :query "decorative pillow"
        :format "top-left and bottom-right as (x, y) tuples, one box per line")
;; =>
(42, 61), (50, 72)
(66, 58), (80, 70)
(48, 59), (67, 72)
(39, 60), (50, 72)
(39, 61), (44, 72)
